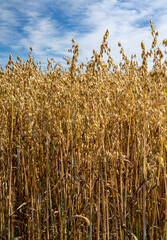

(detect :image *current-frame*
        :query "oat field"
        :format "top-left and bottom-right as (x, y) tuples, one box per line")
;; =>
(0, 21), (167, 239)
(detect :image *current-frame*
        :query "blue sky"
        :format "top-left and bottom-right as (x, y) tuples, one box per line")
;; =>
(0, 0), (167, 70)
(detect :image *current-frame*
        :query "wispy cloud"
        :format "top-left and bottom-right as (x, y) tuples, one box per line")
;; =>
(0, 0), (167, 70)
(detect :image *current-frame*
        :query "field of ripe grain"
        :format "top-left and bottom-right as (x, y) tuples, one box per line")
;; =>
(0, 22), (167, 240)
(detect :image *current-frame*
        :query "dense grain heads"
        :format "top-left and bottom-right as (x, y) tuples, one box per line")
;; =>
(0, 22), (167, 240)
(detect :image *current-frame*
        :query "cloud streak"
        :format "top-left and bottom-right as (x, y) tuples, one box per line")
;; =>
(0, 0), (167, 70)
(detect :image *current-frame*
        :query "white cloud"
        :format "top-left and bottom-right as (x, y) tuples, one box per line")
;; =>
(0, 0), (167, 70)
(0, 5), (21, 46)
(75, 0), (167, 68)
(19, 17), (77, 64)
